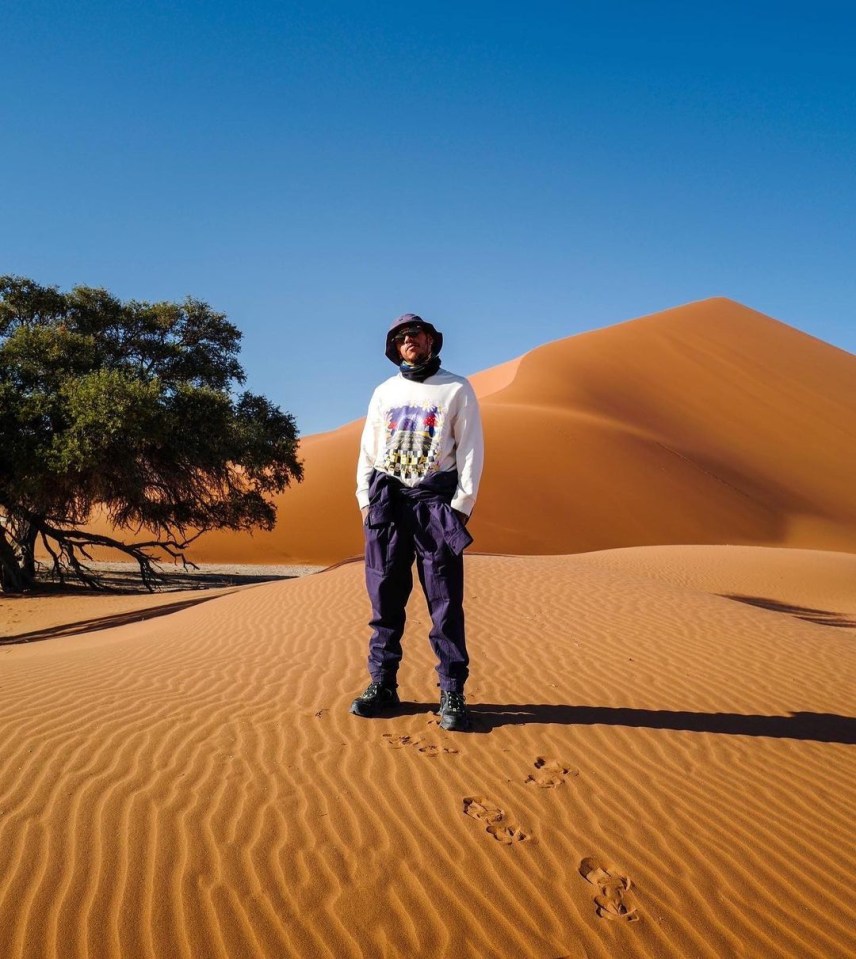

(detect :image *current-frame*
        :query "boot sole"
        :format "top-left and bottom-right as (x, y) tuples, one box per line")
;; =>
(438, 714), (472, 732)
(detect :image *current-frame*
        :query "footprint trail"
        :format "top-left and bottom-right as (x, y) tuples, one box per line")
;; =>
(382, 733), (458, 757)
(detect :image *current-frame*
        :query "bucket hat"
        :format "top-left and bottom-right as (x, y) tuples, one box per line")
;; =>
(384, 313), (443, 364)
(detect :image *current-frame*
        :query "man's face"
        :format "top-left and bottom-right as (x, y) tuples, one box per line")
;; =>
(395, 326), (434, 365)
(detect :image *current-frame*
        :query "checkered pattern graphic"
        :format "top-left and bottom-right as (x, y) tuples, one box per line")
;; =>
(381, 403), (446, 480)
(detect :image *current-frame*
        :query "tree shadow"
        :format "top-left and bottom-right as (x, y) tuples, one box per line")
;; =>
(464, 703), (855, 744)
(1, 591), (243, 645)
(3, 572), (303, 645)
(721, 594), (856, 629)
(32, 568), (297, 593)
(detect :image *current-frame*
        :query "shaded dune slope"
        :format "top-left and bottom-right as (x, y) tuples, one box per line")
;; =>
(1, 546), (854, 959)
(187, 298), (856, 564)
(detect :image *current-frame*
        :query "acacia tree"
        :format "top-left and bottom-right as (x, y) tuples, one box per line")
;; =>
(0, 275), (303, 592)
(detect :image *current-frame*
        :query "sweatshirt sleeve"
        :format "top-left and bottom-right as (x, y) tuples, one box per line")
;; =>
(450, 380), (484, 516)
(356, 388), (382, 509)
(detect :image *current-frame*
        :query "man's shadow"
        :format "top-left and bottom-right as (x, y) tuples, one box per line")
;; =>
(395, 702), (855, 744)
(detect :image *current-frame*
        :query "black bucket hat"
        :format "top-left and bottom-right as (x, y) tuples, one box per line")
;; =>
(384, 313), (443, 364)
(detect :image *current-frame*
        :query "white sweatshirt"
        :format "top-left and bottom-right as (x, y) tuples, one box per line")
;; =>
(356, 369), (484, 515)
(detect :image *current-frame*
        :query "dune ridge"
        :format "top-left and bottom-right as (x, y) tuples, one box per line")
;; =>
(164, 297), (856, 566)
(2, 545), (854, 958)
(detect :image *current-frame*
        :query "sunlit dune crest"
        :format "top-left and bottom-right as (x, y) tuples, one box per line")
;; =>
(183, 296), (856, 565)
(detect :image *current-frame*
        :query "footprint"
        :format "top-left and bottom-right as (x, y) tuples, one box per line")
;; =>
(525, 756), (579, 788)
(486, 822), (531, 844)
(382, 734), (421, 749)
(579, 857), (639, 922)
(417, 743), (459, 757)
(463, 796), (530, 844)
(383, 734), (458, 757)
(463, 796), (505, 824)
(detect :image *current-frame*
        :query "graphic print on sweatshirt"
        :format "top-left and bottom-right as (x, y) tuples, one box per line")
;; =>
(382, 403), (446, 480)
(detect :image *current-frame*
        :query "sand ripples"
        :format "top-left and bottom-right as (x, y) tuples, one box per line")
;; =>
(1, 550), (854, 958)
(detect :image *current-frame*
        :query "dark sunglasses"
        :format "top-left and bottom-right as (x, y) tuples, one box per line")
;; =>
(393, 326), (426, 343)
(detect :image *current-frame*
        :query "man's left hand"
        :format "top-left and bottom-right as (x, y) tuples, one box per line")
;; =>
(453, 509), (469, 526)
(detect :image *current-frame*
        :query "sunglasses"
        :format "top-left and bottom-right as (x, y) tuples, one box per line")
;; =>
(393, 326), (427, 343)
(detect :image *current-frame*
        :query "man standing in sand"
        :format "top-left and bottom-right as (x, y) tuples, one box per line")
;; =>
(351, 314), (484, 732)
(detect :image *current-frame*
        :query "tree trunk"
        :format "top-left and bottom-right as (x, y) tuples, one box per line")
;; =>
(0, 526), (27, 593)
(20, 522), (38, 582)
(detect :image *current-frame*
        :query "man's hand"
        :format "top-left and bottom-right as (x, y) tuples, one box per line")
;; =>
(361, 506), (369, 524)
(453, 509), (469, 526)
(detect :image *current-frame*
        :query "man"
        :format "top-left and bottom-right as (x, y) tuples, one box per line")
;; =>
(351, 313), (484, 731)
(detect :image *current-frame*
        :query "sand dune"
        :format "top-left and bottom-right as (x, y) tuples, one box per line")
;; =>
(12, 298), (856, 957)
(2, 545), (854, 958)
(172, 297), (856, 566)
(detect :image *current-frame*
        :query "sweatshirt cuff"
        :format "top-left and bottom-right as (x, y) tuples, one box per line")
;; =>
(357, 491), (370, 510)
(450, 492), (475, 515)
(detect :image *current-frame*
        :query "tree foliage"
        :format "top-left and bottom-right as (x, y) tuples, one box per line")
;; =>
(0, 275), (303, 592)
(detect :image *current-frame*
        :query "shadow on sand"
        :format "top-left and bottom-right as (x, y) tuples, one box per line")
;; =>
(2, 572), (300, 646)
(0, 588), (267, 645)
(470, 704), (856, 744)
(385, 702), (855, 745)
(722, 594), (856, 628)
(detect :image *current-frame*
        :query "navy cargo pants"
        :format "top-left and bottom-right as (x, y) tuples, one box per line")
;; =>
(364, 469), (473, 693)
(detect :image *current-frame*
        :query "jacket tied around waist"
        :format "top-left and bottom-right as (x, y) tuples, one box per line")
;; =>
(365, 469), (474, 556)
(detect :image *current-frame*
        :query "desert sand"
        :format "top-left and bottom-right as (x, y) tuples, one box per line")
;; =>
(6, 298), (856, 958)
(0, 565), (323, 646)
(1, 545), (854, 958)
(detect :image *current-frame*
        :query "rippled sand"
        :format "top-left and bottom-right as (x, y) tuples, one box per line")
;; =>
(2, 546), (854, 958)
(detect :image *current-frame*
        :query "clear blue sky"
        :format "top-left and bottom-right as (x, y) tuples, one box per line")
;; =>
(3, 1), (854, 436)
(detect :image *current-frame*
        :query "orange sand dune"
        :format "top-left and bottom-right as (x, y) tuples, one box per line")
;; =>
(179, 297), (856, 565)
(2, 545), (854, 959)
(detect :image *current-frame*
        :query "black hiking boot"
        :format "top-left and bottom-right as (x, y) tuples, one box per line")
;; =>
(350, 682), (400, 718)
(438, 690), (472, 731)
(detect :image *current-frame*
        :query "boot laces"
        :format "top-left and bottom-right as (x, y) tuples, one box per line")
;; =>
(444, 692), (466, 713)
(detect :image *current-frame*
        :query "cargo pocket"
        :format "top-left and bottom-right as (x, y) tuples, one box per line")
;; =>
(421, 549), (464, 606)
(364, 523), (393, 573)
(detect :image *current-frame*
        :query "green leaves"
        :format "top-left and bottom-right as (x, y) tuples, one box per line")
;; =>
(0, 274), (303, 591)
(54, 369), (163, 470)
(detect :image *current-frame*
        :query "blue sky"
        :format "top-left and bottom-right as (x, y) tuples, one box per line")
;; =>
(3, 1), (854, 436)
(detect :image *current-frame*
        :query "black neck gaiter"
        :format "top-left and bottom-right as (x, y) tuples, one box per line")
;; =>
(399, 354), (441, 382)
